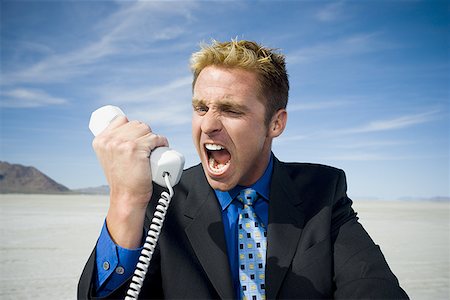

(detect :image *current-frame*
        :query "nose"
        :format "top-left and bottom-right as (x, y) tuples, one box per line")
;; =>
(201, 110), (222, 135)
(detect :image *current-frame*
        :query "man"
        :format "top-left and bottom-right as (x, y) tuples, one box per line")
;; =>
(78, 39), (409, 299)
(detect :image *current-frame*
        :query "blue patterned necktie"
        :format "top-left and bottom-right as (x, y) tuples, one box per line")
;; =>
(237, 188), (267, 300)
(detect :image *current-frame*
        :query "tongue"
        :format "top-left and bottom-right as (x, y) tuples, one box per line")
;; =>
(210, 149), (231, 165)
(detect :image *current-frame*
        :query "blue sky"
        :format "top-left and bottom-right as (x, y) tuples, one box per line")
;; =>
(1, 0), (448, 199)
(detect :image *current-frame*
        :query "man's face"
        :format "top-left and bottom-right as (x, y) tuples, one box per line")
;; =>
(192, 65), (276, 191)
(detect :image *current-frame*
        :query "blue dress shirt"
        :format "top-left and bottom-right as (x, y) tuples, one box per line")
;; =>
(94, 222), (143, 296)
(94, 154), (273, 297)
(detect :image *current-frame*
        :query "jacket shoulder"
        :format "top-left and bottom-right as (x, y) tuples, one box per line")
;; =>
(278, 161), (345, 183)
(179, 163), (205, 186)
(181, 163), (204, 177)
(272, 160), (349, 210)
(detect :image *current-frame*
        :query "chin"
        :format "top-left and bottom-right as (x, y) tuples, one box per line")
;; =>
(203, 171), (236, 192)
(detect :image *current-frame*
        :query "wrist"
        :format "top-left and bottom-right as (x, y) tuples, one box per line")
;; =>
(106, 197), (148, 249)
(109, 187), (152, 209)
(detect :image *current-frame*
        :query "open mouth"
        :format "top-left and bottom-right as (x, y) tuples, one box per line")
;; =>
(205, 143), (231, 175)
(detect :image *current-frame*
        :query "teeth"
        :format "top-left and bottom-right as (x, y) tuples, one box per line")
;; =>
(205, 143), (224, 151)
(209, 157), (230, 173)
(205, 143), (230, 174)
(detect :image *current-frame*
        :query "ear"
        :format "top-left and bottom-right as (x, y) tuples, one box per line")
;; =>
(268, 109), (287, 138)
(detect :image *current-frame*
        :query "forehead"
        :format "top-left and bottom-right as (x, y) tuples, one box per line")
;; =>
(193, 66), (261, 103)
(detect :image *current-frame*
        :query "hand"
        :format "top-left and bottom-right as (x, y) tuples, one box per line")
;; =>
(92, 116), (168, 248)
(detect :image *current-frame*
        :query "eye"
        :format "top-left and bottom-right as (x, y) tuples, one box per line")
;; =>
(193, 104), (208, 115)
(224, 108), (244, 117)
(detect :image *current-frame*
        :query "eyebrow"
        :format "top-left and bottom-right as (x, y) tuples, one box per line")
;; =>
(192, 98), (250, 113)
(192, 98), (205, 107)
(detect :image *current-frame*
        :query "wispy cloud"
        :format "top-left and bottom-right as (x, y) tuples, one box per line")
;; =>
(333, 139), (413, 150)
(85, 76), (193, 130)
(93, 75), (193, 127)
(2, 30), (118, 85)
(276, 109), (441, 148)
(129, 101), (192, 127)
(322, 152), (446, 162)
(323, 152), (395, 161)
(0, 88), (68, 108)
(98, 76), (192, 105)
(1, 2), (197, 86)
(287, 32), (394, 65)
(288, 99), (351, 112)
(11, 40), (55, 56)
(274, 134), (309, 144)
(93, 1), (197, 48)
(341, 110), (440, 134)
(315, 1), (346, 22)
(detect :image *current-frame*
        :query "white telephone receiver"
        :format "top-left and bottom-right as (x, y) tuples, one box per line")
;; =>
(89, 105), (185, 300)
(89, 105), (185, 187)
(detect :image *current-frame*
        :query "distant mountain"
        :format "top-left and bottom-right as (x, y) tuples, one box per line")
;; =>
(397, 196), (450, 202)
(0, 161), (70, 194)
(72, 185), (110, 195)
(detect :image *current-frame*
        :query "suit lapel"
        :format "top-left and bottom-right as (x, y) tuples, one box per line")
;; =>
(266, 158), (305, 299)
(184, 167), (235, 299)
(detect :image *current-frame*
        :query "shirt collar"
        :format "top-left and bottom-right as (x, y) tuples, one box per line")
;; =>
(215, 153), (273, 211)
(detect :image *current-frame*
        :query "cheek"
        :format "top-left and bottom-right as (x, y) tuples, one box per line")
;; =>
(191, 115), (201, 135)
(240, 128), (269, 158)
(232, 126), (263, 155)
(191, 118), (201, 148)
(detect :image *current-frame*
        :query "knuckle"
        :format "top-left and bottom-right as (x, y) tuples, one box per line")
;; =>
(92, 135), (106, 150)
(92, 137), (99, 149)
(151, 134), (169, 147)
(118, 140), (137, 153)
(139, 122), (150, 132)
(110, 115), (127, 126)
(115, 116), (128, 123)
(129, 120), (151, 133)
(107, 139), (122, 150)
(129, 120), (141, 126)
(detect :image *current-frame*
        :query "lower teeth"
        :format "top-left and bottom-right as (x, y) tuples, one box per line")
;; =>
(209, 157), (229, 172)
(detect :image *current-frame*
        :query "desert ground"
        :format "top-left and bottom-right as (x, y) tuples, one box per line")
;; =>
(0, 194), (448, 299)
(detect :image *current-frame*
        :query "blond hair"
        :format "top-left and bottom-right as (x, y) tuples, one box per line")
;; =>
(190, 39), (289, 125)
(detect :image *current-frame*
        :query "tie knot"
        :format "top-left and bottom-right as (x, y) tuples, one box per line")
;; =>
(237, 188), (258, 206)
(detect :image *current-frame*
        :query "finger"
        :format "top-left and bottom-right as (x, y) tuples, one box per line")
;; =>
(106, 115), (129, 131)
(136, 133), (170, 155)
(150, 134), (169, 149)
(110, 120), (152, 141)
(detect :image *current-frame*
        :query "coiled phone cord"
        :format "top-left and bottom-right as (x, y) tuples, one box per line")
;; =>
(125, 173), (173, 300)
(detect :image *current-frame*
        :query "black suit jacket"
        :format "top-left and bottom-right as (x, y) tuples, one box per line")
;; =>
(78, 157), (408, 299)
